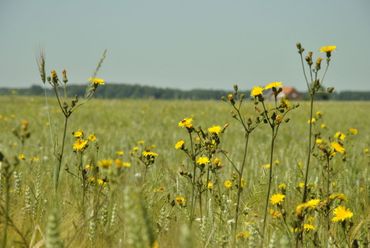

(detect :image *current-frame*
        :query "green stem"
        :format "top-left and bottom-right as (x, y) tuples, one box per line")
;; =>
(302, 95), (314, 203)
(2, 172), (10, 248)
(234, 133), (250, 236)
(54, 116), (69, 194)
(261, 128), (276, 246)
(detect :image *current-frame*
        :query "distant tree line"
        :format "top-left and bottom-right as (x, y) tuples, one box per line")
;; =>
(0, 83), (369, 101)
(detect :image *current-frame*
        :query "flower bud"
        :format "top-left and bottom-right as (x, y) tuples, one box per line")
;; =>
(62, 69), (68, 84)
(315, 57), (323, 71)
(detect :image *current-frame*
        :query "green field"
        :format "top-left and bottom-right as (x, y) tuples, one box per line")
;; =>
(0, 96), (369, 247)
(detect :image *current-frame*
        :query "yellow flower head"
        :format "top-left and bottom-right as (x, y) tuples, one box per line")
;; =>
(278, 183), (287, 191)
(320, 123), (327, 129)
(264, 81), (282, 90)
(88, 134), (96, 142)
(73, 129), (84, 138)
(250, 86), (264, 97)
(212, 157), (223, 169)
(18, 153), (26, 161)
(175, 196), (186, 206)
(307, 118), (316, 124)
(208, 125), (222, 135)
(196, 156), (210, 166)
(98, 159), (113, 169)
(320, 45), (336, 53)
(331, 142), (345, 154)
(236, 231), (250, 240)
(270, 209), (282, 219)
(315, 138), (324, 145)
(270, 193), (285, 205)
(142, 151), (159, 158)
(329, 193), (347, 201)
(332, 205), (353, 222)
(334, 131), (346, 141)
(224, 180), (233, 189)
(348, 128), (358, 135)
(207, 181), (213, 189)
(73, 139), (88, 152)
(303, 224), (315, 232)
(89, 77), (105, 85)
(178, 117), (193, 129)
(305, 199), (321, 209)
(175, 140), (185, 150)
(116, 150), (124, 156)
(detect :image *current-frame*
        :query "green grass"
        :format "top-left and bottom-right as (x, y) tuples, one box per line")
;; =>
(0, 96), (369, 247)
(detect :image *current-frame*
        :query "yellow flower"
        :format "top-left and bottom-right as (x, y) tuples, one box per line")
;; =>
(138, 140), (145, 145)
(175, 140), (185, 150)
(364, 148), (369, 154)
(18, 153), (26, 160)
(334, 131), (346, 141)
(331, 142), (345, 154)
(89, 77), (105, 85)
(84, 164), (91, 170)
(320, 45), (336, 53)
(236, 231), (250, 240)
(98, 159), (113, 169)
(320, 123), (327, 129)
(88, 134), (96, 142)
(250, 86), (264, 97)
(305, 199), (321, 209)
(303, 224), (315, 232)
(270, 209), (282, 219)
(316, 111), (322, 118)
(30, 156), (40, 162)
(298, 182), (305, 189)
(329, 193), (347, 201)
(332, 205), (353, 222)
(224, 180), (233, 189)
(278, 183), (287, 191)
(207, 181), (213, 189)
(73, 139), (88, 152)
(208, 125), (222, 135)
(178, 117), (193, 129)
(315, 138), (324, 144)
(116, 150), (124, 156)
(212, 157), (222, 168)
(175, 196), (186, 206)
(97, 178), (107, 186)
(307, 118), (316, 124)
(262, 163), (271, 169)
(270, 193), (285, 205)
(196, 156), (210, 166)
(73, 129), (84, 138)
(264, 81), (282, 90)
(349, 128), (358, 135)
(142, 151), (159, 158)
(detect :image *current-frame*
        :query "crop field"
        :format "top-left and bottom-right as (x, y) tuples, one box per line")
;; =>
(0, 94), (369, 247)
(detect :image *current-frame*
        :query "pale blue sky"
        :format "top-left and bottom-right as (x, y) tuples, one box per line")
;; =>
(0, 0), (369, 91)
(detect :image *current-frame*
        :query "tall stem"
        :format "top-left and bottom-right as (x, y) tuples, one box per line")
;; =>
(302, 96), (314, 203)
(2, 172), (10, 248)
(54, 116), (69, 193)
(262, 128), (276, 245)
(188, 132), (197, 224)
(234, 133), (250, 235)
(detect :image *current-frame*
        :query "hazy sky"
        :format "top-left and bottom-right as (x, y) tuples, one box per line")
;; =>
(1, 0), (369, 91)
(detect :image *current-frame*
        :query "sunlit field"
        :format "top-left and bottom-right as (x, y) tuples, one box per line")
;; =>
(1, 95), (369, 247)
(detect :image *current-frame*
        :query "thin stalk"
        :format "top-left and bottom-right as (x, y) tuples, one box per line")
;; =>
(302, 96), (314, 203)
(188, 132), (197, 224)
(325, 156), (331, 244)
(234, 133), (250, 235)
(2, 172), (10, 248)
(261, 128), (276, 245)
(54, 116), (69, 193)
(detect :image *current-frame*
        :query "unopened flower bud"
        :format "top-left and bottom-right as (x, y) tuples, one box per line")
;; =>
(51, 70), (58, 85)
(62, 69), (68, 84)
(233, 84), (238, 92)
(315, 57), (323, 70)
(327, 87), (335, 93)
